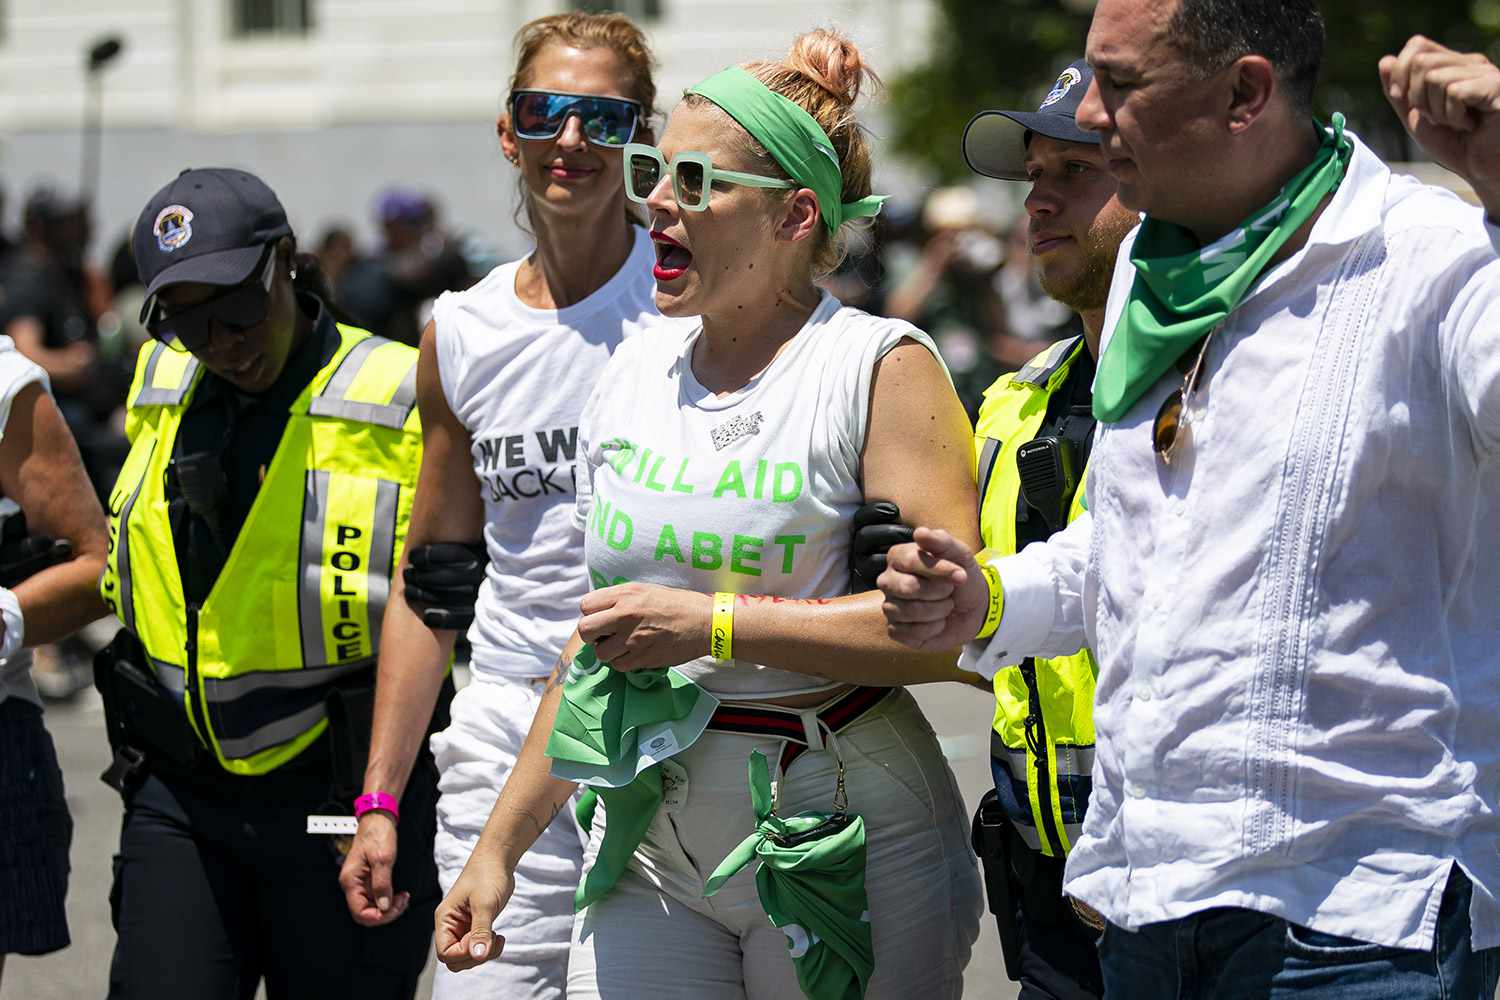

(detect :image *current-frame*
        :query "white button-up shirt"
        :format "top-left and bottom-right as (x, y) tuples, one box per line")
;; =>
(963, 136), (1500, 951)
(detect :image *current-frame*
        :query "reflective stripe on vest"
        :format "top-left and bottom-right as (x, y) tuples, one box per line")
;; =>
(994, 734), (1097, 782)
(975, 436), (1003, 514)
(132, 342), (202, 407)
(306, 336), (419, 430)
(107, 440), (156, 635)
(1011, 336), (1079, 388)
(207, 658), (373, 760)
(297, 469), (401, 669)
(975, 337), (1098, 858)
(151, 657), (186, 696)
(992, 731), (1091, 855)
(1004, 811), (1084, 855)
(101, 326), (422, 775)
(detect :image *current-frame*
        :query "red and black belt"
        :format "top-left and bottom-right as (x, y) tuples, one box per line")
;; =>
(705, 685), (894, 772)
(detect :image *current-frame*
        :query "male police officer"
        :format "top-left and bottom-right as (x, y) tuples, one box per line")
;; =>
(963, 60), (1136, 1000)
(857, 60), (1137, 1000)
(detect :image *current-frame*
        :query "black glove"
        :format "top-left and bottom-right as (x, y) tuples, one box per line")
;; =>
(403, 542), (486, 631)
(849, 501), (914, 591)
(0, 508), (71, 589)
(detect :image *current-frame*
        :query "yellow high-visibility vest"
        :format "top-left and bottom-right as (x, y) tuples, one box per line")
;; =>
(975, 336), (1096, 857)
(100, 325), (422, 775)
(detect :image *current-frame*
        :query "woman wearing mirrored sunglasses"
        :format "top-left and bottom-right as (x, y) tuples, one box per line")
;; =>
(338, 12), (664, 1000)
(99, 166), (445, 1000)
(436, 28), (983, 1000)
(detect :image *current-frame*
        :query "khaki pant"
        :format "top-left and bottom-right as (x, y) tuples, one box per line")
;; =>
(567, 688), (983, 999)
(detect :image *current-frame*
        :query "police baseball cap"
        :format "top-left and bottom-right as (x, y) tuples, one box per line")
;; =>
(131, 167), (293, 311)
(962, 59), (1099, 182)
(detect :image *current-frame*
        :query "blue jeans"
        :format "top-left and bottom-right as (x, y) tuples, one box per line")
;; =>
(1098, 868), (1500, 999)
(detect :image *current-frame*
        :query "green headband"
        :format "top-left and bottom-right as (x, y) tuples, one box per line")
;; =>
(687, 66), (886, 234)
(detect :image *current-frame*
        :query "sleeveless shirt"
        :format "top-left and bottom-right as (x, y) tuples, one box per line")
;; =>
(574, 292), (945, 698)
(432, 227), (658, 680)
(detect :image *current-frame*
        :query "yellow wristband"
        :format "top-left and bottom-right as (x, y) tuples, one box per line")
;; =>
(973, 550), (1005, 641)
(710, 592), (735, 662)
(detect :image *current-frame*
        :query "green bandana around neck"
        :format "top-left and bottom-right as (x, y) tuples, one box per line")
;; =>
(687, 66), (887, 234)
(545, 644), (719, 910)
(1092, 113), (1354, 423)
(704, 750), (873, 1000)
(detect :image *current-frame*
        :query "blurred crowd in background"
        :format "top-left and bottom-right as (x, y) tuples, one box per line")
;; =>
(0, 174), (1076, 702)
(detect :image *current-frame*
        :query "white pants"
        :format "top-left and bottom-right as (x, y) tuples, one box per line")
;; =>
(430, 675), (586, 1000)
(566, 688), (983, 999)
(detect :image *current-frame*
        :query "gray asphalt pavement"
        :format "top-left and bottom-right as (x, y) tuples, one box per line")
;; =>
(5, 674), (1016, 999)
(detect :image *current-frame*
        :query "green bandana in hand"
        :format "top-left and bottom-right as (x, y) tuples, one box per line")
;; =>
(704, 751), (873, 1000)
(688, 66), (887, 234)
(1093, 114), (1354, 423)
(546, 644), (718, 910)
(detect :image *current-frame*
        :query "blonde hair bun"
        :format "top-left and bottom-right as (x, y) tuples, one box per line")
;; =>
(783, 28), (878, 107)
(693, 26), (879, 275)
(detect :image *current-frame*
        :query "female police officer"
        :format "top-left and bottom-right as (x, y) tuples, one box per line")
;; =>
(97, 168), (441, 999)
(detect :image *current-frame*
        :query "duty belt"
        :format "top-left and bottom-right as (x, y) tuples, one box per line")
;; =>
(706, 685), (893, 772)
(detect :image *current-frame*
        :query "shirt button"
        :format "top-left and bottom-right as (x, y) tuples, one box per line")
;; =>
(1127, 782), (1147, 799)
(1136, 684), (1153, 702)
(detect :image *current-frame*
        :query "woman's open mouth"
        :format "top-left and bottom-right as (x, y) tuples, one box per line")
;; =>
(651, 231), (692, 282)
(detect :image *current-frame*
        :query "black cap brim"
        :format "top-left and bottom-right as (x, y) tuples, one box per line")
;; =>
(962, 109), (1099, 182)
(139, 244), (267, 306)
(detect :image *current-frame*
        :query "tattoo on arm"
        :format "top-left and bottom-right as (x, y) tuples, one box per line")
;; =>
(545, 651), (570, 692)
(498, 799), (561, 840)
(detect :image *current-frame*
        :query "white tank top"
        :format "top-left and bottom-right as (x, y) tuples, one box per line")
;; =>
(573, 292), (944, 698)
(0, 339), (46, 707)
(432, 227), (658, 680)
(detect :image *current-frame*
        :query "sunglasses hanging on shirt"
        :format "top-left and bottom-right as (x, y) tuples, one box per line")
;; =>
(143, 247), (278, 354)
(1152, 327), (1219, 465)
(509, 90), (642, 148)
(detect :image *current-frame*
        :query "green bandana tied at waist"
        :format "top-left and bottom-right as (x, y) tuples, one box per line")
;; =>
(1092, 114), (1354, 423)
(704, 750), (873, 1000)
(688, 66), (887, 234)
(545, 644), (718, 910)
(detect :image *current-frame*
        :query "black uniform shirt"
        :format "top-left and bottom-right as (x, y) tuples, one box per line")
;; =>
(168, 294), (339, 604)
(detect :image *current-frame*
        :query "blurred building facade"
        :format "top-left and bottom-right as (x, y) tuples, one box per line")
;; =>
(0, 0), (937, 262)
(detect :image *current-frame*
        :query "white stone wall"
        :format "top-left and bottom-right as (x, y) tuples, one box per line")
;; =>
(0, 0), (934, 129)
(0, 0), (936, 260)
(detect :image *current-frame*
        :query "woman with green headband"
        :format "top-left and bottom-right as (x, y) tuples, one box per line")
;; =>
(435, 28), (982, 999)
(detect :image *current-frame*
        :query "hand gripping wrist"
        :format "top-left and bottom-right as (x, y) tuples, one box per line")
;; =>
(972, 549), (1005, 641)
(354, 791), (400, 823)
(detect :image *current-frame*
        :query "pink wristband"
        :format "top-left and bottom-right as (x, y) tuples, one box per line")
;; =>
(354, 791), (400, 822)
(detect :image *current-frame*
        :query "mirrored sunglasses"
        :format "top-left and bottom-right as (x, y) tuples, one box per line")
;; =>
(144, 248), (277, 353)
(510, 90), (641, 147)
(622, 143), (794, 212)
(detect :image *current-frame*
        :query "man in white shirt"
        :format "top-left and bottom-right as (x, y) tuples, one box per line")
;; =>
(878, 0), (1500, 995)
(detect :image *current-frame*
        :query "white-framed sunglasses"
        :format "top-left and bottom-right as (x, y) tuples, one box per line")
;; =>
(623, 142), (793, 211)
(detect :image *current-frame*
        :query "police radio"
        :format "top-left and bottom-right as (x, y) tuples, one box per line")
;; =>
(1015, 436), (1079, 533)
